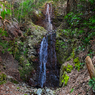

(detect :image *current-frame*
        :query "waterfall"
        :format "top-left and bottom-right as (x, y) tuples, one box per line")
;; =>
(39, 36), (48, 87)
(38, 3), (59, 87)
(45, 3), (53, 31)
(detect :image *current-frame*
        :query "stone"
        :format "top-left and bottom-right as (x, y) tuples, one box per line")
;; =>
(36, 88), (43, 95)
(25, 21), (47, 61)
(29, 78), (37, 87)
(45, 88), (55, 95)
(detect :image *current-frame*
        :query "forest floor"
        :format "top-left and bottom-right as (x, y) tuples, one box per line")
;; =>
(0, 54), (94, 95)
(56, 59), (93, 95)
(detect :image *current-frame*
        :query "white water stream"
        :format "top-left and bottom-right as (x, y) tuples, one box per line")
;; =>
(39, 4), (58, 87)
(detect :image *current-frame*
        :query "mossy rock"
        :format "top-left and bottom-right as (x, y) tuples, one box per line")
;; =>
(19, 56), (34, 81)
(59, 63), (73, 86)
(59, 71), (69, 87)
(56, 38), (75, 64)
(56, 28), (77, 64)
(61, 72), (69, 86)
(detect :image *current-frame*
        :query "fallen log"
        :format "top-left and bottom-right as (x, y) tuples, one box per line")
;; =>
(85, 56), (95, 78)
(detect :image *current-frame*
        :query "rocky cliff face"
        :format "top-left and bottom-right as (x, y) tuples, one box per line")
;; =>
(17, 21), (48, 85)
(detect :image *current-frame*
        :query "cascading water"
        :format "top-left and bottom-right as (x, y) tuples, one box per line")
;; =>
(45, 3), (53, 31)
(38, 3), (59, 87)
(39, 36), (48, 87)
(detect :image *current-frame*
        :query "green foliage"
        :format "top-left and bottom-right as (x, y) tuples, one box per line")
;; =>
(0, 2), (12, 19)
(19, 65), (32, 81)
(0, 28), (23, 59)
(17, 87), (20, 89)
(24, 94), (28, 95)
(61, 72), (69, 86)
(70, 88), (74, 93)
(79, 62), (85, 68)
(14, 0), (34, 22)
(89, 77), (95, 90)
(62, 64), (73, 73)
(87, 50), (94, 58)
(0, 29), (11, 53)
(64, 10), (95, 45)
(60, 63), (73, 86)
(0, 29), (8, 37)
(74, 57), (80, 71)
(80, 16), (95, 44)
(64, 12), (82, 27)
(19, 56), (33, 81)
(89, 16), (95, 30)
(74, 57), (84, 71)
(88, 0), (94, 4)
(66, 64), (73, 73)
(14, 0), (49, 22)
(0, 73), (6, 85)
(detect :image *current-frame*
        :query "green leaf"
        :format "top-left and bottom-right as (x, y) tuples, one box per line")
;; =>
(7, 48), (11, 51)
(70, 88), (74, 93)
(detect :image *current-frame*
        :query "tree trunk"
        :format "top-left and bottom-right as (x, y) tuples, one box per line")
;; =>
(85, 56), (95, 78)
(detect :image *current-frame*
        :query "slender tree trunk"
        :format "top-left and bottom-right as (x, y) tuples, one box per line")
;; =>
(85, 56), (95, 78)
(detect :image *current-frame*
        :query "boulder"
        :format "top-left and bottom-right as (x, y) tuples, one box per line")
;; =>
(24, 21), (47, 60)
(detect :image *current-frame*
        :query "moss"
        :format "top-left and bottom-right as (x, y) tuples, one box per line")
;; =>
(74, 57), (79, 63)
(67, 48), (75, 61)
(62, 63), (73, 73)
(19, 61), (34, 81)
(24, 94), (28, 95)
(61, 72), (69, 86)
(74, 57), (81, 71)
(0, 73), (6, 85)
(66, 64), (73, 73)
(59, 63), (72, 86)
(17, 87), (20, 89)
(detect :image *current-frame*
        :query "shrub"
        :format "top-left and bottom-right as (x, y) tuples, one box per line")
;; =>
(89, 77), (95, 90)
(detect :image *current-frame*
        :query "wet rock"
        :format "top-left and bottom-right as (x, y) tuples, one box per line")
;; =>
(45, 88), (55, 95)
(29, 78), (37, 87)
(36, 88), (43, 95)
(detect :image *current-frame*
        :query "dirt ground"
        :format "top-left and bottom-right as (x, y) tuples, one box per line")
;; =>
(56, 59), (93, 95)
